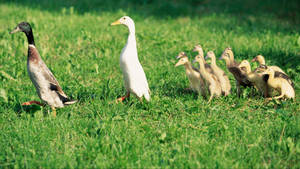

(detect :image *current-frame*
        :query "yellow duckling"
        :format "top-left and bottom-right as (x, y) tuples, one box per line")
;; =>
(260, 67), (295, 100)
(194, 54), (222, 102)
(205, 51), (231, 96)
(238, 60), (270, 97)
(251, 55), (286, 74)
(175, 52), (207, 97)
(192, 44), (213, 74)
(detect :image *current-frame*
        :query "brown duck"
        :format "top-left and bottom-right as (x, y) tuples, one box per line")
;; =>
(10, 22), (76, 117)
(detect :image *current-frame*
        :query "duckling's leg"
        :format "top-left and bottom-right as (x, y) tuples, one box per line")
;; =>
(208, 94), (214, 103)
(224, 91), (230, 96)
(207, 86), (214, 103)
(272, 93), (285, 100)
(22, 100), (45, 106)
(116, 91), (130, 102)
(263, 86), (269, 98)
(51, 106), (56, 117)
(184, 87), (193, 91)
(236, 82), (241, 97)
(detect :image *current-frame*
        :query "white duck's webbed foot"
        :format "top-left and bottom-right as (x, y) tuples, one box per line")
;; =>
(116, 92), (130, 103)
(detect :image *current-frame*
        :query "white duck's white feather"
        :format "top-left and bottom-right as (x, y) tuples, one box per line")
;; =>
(118, 16), (150, 101)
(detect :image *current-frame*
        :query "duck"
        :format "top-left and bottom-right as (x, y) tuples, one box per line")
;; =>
(260, 67), (295, 100)
(238, 60), (270, 97)
(251, 55), (286, 74)
(111, 16), (150, 102)
(175, 52), (207, 97)
(192, 44), (213, 74)
(10, 22), (76, 117)
(194, 54), (222, 102)
(220, 48), (252, 97)
(205, 51), (231, 96)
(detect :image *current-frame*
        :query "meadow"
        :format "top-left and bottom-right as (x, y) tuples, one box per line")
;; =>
(0, 0), (300, 168)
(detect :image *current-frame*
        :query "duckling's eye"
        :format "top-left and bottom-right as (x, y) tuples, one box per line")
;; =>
(123, 17), (126, 20)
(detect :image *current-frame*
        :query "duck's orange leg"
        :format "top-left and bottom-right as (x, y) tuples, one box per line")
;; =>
(22, 100), (45, 106)
(116, 92), (130, 103)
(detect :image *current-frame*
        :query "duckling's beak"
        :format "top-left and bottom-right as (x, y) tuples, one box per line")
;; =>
(192, 48), (197, 52)
(175, 61), (182, 67)
(192, 59), (197, 63)
(219, 55), (224, 60)
(204, 55), (209, 60)
(251, 57), (257, 62)
(176, 55), (181, 59)
(111, 20), (121, 26)
(10, 26), (21, 34)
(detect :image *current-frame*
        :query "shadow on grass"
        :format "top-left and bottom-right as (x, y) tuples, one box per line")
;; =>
(13, 104), (44, 117)
(156, 82), (200, 99)
(4, 0), (300, 26)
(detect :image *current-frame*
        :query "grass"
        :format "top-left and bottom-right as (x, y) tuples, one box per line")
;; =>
(0, 0), (300, 168)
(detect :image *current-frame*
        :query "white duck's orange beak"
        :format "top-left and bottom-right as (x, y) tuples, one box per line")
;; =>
(111, 20), (121, 26)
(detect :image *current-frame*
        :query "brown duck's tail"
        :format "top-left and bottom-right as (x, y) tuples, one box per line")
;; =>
(63, 99), (77, 105)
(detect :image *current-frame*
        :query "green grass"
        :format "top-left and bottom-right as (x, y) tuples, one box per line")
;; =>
(0, 0), (300, 168)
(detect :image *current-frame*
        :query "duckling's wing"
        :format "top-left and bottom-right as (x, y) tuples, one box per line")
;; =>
(192, 66), (200, 73)
(275, 71), (294, 88)
(205, 64), (214, 74)
(262, 74), (269, 82)
(229, 66), (252, 86)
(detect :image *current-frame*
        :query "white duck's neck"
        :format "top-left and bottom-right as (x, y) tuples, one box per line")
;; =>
(127, 23), (136, 44)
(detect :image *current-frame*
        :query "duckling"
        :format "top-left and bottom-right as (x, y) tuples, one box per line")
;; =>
(194, 54), (222, 102)
(205, 51), (231, 96)
(220, 48), (252, 97)
(251, 55), (286, 74)
(175, 52), (207, 97)
(10, 22), (76, 117)
(192, 44), (213, 74)
(193, 44), (204, 57)
(256, 64), (294, 91)
(111, 16), (150, 102)
(222, 47), (237, 65)
(238, 60), (270, 97)
(261, 67), (295, 100)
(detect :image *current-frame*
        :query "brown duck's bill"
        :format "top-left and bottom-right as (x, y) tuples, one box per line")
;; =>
(10, 26), (21, 34)
(111, 20), (121, 26)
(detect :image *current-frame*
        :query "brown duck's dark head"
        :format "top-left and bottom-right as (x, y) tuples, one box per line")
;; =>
(10, 22), (35, 45)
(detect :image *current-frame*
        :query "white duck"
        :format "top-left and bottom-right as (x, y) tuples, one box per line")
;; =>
(111, 16), (150, 102)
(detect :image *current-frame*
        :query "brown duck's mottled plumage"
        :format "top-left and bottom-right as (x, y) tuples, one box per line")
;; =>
(27, 45), (75, 106)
